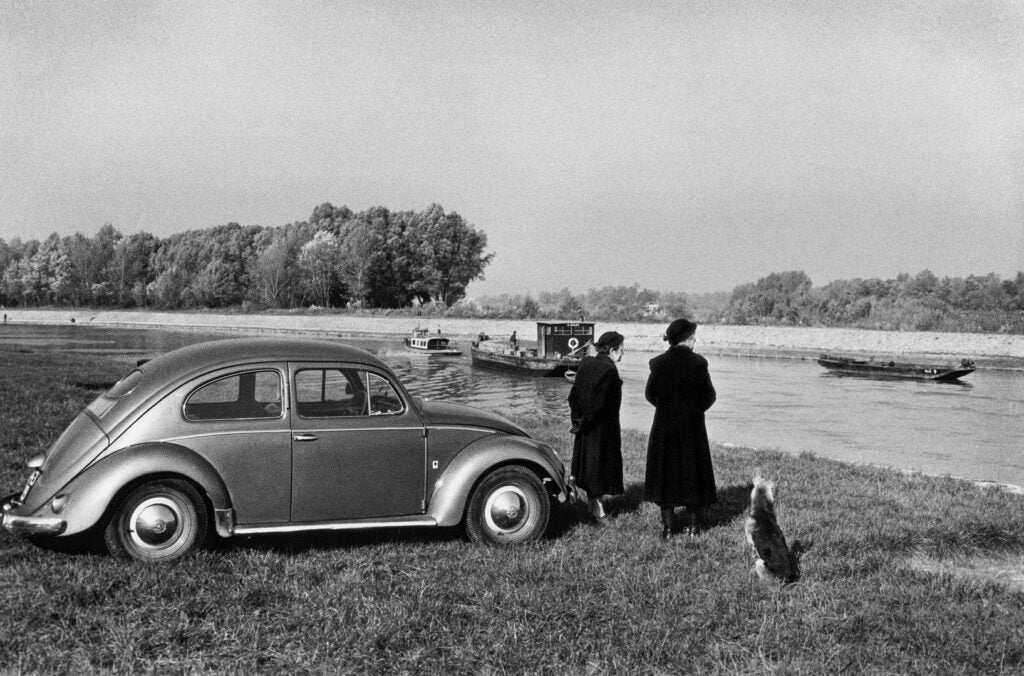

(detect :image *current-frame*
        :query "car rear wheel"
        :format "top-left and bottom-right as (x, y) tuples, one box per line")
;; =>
(104, 479), (208, 562)
(465, 466), (550, 545)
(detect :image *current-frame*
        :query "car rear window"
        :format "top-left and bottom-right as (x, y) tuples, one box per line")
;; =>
(107, 370), (144, 398)
(86, 370), (145, 418)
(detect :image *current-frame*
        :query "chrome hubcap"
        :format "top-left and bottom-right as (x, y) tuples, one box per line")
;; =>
(484, 486), (530, 534)
(129, 497), (182, 547)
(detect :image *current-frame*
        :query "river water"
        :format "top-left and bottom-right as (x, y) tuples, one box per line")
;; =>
(3, 324), (1022, 488)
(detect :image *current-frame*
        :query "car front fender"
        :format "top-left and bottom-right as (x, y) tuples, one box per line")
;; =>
(426, 435), (569, 527)
(46, 443), (231, 537)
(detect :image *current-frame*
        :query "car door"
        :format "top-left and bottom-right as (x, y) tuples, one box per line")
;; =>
(288, 362), (426, 522)
(172, 365), (292, 524)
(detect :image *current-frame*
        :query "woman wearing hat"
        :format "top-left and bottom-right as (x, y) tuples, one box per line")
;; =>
(644, 319), (717, 539)
(568, 330), (626, 520)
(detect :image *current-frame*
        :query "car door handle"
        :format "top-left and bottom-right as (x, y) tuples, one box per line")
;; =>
(293, 434), (318, 442)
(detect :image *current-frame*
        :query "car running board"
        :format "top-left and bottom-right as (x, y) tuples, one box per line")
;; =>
(225, 513), (439, 537)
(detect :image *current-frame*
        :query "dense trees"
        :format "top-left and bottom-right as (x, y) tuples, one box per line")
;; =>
(456, 271), (1024, 332)
(725, 270), (1024, 332)
(0, 204), (491, 310)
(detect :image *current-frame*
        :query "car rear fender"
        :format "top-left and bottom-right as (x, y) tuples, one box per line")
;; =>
(54, 443), (231, 537)
(426, 435), (568, 527)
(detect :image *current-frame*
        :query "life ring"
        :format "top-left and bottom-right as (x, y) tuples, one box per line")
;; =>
(567, 337), (579, 349)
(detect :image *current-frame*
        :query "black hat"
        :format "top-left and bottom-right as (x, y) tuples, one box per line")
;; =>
(664, 319), (696, 345)
(595, 331), (624, 350)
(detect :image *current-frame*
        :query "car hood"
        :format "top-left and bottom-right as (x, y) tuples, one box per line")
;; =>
(417, 400), (527, 436)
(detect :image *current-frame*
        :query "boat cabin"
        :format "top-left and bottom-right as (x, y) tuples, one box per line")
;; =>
(408, 334), (450, 350)
(534, 321), (594, 358)
(405, 327), (459, 353)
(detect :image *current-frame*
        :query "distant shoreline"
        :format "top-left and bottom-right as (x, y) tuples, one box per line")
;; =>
(5, 308), (1024, 369)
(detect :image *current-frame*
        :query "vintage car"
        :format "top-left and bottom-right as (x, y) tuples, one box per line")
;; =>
(2, 337), (571, 562)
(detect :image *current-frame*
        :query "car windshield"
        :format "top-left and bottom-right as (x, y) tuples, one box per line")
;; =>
(86, 370), (144, 419)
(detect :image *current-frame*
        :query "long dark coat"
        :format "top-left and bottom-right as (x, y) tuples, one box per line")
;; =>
(568, 353), (624, 496)
(643, 345), (717, 507)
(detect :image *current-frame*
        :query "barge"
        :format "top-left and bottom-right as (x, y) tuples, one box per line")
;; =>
(470, 321), (594, 377)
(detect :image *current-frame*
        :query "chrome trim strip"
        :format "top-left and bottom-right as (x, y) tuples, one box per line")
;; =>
(425, 426), (497, 434)
(232, 515), (437, 536)
(160, 425), (497, 443)
(155, 429), (291, 443)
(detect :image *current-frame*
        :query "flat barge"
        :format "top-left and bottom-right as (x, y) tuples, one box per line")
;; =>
(817, 354), (976, 381)
(470, 321), (594, 377)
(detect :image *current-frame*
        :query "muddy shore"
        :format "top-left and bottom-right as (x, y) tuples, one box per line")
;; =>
(6, 308), (1023, 369)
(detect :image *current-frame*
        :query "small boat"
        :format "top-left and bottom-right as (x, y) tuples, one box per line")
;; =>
(817, 354), (976, 381)
(471, 321), (594, 377)
(404, 328), (462, 356)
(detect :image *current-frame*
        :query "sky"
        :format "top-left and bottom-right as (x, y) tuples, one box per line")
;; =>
(1, 1), (1022, 296)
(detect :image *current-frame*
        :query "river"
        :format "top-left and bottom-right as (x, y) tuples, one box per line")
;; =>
(3, 323), (1022, 489)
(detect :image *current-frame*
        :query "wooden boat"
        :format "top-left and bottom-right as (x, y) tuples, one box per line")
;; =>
(816, 354), (976, 381)
(470, 321), (594, 377)
(404, 328), (462, 356)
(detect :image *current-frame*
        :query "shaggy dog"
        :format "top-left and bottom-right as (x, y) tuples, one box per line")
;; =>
(744, 475), (803, 584)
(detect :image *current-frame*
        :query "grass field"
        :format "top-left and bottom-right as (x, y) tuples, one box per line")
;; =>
(2, 348), (1023, 674)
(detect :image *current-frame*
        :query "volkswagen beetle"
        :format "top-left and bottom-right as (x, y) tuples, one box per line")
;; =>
(2, 337), (570, 562)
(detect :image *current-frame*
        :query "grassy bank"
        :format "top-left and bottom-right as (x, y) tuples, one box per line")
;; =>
(2, 349), (1024, 673)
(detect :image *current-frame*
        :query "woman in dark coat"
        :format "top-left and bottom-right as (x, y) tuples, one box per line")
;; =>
(568, 331), (625, 520)
(644, 319), (717, 539)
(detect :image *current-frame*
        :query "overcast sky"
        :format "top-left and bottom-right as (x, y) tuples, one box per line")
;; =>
(2, 1), (1021, 295)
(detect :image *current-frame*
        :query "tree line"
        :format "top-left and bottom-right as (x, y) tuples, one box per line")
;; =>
(452, 270), (1024, 335)
(2, 209), (1021, 334)
(454, 285), (729, 324)
(0, 203), (492, 310)
(724, 270), (1024, 333)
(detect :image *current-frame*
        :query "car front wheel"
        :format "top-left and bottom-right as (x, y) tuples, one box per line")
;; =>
(465, 466), (550, 545)
(104, 479), (208, 562)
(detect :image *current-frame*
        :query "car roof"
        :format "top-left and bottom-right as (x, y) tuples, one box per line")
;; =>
(94, 337), (399, 431)
(142, 337), (387, 375)
(127, 338), (390, 405)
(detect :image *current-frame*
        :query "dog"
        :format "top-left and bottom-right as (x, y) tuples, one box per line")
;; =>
(744, 475), (803, 584)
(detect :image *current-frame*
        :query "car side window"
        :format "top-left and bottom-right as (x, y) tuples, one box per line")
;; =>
(184, 370), (283, 421)
(295, 368), (404, 418)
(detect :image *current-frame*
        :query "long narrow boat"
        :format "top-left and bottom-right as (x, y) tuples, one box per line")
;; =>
(404, 328), (462, 356)
(817, 354), (976, 381)
(470, 320), (594, 377)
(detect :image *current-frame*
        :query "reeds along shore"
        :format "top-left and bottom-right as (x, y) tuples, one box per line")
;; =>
(6, 309), (1024, 367)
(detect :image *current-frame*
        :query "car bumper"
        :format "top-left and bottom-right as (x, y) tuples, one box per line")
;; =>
(1, 499), (66, 536)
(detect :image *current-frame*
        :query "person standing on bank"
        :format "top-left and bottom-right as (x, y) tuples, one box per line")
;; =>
(568, 331), (626, 521)
(644, 319), (717, 540)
